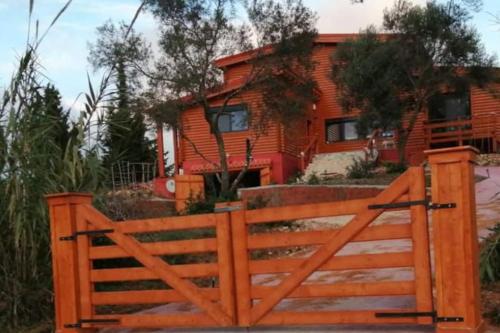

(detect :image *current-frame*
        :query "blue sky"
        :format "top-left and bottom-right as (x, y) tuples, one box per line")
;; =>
(0, 0), (499, 111)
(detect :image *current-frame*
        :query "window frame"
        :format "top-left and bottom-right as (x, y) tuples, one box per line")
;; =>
(325, 118), (361, 143)
(428, 91), (471, 122)
(209, 104), (249, 133)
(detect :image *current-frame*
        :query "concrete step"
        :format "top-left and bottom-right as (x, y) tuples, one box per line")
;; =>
(304, 150), (366, 179)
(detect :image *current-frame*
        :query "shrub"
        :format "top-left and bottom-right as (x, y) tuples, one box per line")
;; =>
(346, 157), (376, 179)
(247, 195), (269, 210)
(480, 223), (500, 284)
(384, 161), (408, 174)
(286, 171), (303, 184)
(306, 172), (321, 185)
(183, 193), (217, 215)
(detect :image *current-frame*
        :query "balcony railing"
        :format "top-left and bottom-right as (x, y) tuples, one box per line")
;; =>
(423, 114), (499, 151)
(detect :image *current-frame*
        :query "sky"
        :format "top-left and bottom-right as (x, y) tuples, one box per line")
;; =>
(0, 0), (499, 112)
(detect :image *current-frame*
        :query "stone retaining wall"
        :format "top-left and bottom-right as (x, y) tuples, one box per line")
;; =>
(239, 184), (385, 208)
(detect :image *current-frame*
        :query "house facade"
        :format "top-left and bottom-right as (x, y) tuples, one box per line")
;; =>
(156, 34), (500, 190)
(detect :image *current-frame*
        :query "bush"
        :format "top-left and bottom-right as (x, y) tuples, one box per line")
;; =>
(183, 193), (217, 215)
(480, 223), (500, 284)
(384, 161), (408, 174)
(306, 172), (321, 185)
(247, 195), (269, 210)
(346, 157), (376, 179)
(286, 171), (303, 184)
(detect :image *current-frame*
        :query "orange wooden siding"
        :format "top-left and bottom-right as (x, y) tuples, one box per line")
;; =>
(180, 91), (281, 163)
(178, 35), (500, 174)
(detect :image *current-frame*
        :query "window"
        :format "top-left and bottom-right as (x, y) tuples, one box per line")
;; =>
(325, 119), (360, 143)
(209, 104), (248, 132)
(429, 92), (470, 122)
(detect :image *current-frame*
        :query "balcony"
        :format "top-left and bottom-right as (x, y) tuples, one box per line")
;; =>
(423, 114), (499, 152)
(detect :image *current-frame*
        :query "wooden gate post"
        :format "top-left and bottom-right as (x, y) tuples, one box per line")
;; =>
(425, 147), (484, 333)
(46, 193), (95, 333)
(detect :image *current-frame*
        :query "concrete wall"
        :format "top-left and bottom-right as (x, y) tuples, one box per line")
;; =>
(239, 184), (384, 208)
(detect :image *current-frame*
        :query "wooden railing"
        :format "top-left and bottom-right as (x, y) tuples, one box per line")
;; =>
(299, 135), (318, 171)
(424, 114), (499, 151)
(47, 146), (483, 332)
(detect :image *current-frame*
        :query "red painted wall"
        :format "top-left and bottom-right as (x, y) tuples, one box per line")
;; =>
(182, 152), (299, 184)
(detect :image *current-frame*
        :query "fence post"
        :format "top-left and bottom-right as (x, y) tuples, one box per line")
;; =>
(219, 201), (252, 327)
(214, 203), (237, 325)
(425, 146), (484, 333)
(46, 193), (94, 333)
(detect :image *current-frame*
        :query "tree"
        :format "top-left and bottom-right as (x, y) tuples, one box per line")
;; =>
(88, 21), (155, 168)
(351, 0), (483, 11)
(40, 84), (73, 153)
(146, 0), (317, 198)
(332, 0), (498, 162)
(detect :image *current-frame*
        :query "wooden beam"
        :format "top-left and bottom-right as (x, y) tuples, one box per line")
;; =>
(249, 171), (410, 324)
(80, 205), (232, 326)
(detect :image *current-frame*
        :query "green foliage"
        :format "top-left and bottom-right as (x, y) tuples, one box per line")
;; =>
(306, 172), (321, 185)
(286, 171), (303, 184)
(480, 223), (500, 284)
(183, 194), (217, 215)
(88, 21), (155, 170)
(145, 0), (318, 196)
(485, 307), (500, 326)
(332, 0), (498, 162)
(0, 2), (145, 331)
(346, 158), (376, 179)
(384, 161), (408, 174)
(247, 195), (270, 210)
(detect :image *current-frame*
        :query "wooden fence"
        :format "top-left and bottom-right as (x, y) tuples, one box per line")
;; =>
(46, 146), (484, 333)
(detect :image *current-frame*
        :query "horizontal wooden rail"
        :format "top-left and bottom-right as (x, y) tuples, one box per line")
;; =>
(92, 314), (216, 327)
(90, 263), (219, 282)
(89, 238), (217, 259)
(251, 281), (415, 299)
(423, 118), (472, 129)
(248, 252), (414, 274)
(96, 214), (217, 234)
(92, 288), (220, 305)
(257, 310), (419, 325)
(245, 195), (410, 224)
(247, 224), (412, 250)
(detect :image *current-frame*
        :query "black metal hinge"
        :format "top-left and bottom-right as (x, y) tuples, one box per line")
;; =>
(375, 311), (463, 323)
(64, 318), (120, 328)
(368, 200), (456, 210)
(59, 229), (114, 241)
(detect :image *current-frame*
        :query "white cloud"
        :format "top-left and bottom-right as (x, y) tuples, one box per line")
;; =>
(305, 0), (427, 33)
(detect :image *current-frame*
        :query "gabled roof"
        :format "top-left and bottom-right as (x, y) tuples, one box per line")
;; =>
(214, 33), (360, 69)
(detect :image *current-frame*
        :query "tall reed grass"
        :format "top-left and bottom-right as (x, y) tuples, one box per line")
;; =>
(0, 1), (144, 331)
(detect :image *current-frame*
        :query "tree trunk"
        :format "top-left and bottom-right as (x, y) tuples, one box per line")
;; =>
(397, 105), (422, 164)
(211, 118), (231, 198)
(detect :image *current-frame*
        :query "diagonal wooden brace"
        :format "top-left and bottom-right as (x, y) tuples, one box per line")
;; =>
(249, 171), (411, 324)
(78, 205), (233, 326)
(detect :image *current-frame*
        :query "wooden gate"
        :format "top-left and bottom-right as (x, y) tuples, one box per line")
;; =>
(47, 197), (236, 330)
(47, 146), (484, 333)
(228, 166), (434, 326)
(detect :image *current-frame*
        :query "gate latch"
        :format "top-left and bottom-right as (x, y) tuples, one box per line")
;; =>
(64, 318), (120, 328)
(368, 200), (456, 210)
(375, 311), (463, 323)
(60, 229), (114, 241)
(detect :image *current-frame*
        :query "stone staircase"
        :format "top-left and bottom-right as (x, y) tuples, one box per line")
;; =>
(303, 150), (366, 179)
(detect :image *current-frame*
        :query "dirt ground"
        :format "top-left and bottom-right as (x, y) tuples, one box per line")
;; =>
(100, 166), (500, 333)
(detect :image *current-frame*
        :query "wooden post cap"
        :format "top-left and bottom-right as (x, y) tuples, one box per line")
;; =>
(424, 145), (478, 164)
(45, 192), (93, 205)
